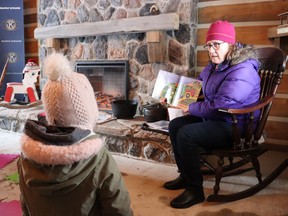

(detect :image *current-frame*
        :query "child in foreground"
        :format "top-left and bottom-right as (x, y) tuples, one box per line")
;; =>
(17, 53), (133, 216)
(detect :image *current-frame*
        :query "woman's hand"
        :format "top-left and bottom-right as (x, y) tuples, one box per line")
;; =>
(183, 109), (189, 115)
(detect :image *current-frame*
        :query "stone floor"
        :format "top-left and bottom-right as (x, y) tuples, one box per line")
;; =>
(1, 129), (288, 216)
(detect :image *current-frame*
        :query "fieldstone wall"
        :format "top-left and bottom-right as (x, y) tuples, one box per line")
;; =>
(37, 0), (198, 107)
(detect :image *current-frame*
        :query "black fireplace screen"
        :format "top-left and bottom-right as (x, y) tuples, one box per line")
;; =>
(75, 60), (129, 110)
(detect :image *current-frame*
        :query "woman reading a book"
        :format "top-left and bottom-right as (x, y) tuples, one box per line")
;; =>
(164, 20), (260, 209)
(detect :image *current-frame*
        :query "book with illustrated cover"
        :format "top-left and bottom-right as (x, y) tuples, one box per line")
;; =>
(152, 70), (202, 110)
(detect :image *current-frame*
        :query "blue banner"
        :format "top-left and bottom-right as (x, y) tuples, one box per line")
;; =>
(0, 0), (25, 97)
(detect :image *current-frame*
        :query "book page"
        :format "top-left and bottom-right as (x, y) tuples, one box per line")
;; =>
(171, 76), (202, 110)
(152, 70), (180, 104)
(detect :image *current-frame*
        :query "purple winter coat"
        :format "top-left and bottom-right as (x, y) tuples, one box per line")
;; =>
(189, 44), (260, 135)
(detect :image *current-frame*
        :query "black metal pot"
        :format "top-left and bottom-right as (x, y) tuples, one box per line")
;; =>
(111, 99), (138, 119)
(142, 103), (168, 122)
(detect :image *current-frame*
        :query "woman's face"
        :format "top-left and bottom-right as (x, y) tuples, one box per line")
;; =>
(205, 40), (230, 65)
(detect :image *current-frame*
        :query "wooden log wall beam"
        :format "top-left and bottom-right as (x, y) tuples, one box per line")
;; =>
(34, 13), (179, 40)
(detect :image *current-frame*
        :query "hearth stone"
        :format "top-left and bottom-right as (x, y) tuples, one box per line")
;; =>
(0, 106), (175, 165)
(0, 105), (42, 133)
(95, 117), (175, 164)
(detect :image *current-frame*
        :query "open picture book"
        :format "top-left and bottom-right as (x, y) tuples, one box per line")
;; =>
(152, 70), (202, 110)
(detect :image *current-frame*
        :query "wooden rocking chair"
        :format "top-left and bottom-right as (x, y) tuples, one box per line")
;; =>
(201, 46), (288, 202)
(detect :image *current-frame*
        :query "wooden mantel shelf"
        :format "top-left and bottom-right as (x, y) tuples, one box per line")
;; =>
(34, 13), (179, 40)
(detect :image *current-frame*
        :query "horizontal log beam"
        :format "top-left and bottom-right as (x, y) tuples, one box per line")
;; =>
(34, 13), (179, 39)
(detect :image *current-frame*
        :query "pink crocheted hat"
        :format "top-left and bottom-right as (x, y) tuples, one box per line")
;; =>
(206, 20), (236, 44)
(42, 53), (98, 131)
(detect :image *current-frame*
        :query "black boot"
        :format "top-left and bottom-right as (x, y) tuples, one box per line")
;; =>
(163, 175), (186, 190)
(170, 189), (205, 209)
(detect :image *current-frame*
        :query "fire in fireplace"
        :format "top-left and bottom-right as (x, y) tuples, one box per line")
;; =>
(75, 60), (129, 111)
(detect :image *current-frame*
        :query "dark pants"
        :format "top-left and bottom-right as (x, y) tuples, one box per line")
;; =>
(168, 115), (233, 195)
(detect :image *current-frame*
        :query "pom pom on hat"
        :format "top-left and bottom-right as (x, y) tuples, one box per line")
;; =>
(206, 20), (236, 44)
(42, 53), (72, 81)
(42, 53), (98, 131)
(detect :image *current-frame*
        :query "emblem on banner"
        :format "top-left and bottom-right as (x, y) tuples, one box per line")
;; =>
(7, 52), (17, 63)
(5, 19), (17, 31)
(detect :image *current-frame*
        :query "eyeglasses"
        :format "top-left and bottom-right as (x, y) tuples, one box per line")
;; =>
(203, 42), (225, 51)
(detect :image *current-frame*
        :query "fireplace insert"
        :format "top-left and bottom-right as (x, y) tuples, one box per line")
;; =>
(75, 60), (129, 111)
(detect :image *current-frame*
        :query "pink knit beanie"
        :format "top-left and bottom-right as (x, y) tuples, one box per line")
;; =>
(42, 53), (98, 131)
(206, 20), (236, 44)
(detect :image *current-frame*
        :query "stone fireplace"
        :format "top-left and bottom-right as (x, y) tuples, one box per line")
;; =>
(36, 0), (198, 109)
(21, 0), (199, 164)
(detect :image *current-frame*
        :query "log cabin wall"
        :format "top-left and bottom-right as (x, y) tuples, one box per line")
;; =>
(23, 0), (38, 64)
(197, 0), (288, 149)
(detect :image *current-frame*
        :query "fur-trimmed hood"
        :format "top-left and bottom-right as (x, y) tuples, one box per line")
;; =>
(227, 43), (258, 66)
(20, 120), (103, 165)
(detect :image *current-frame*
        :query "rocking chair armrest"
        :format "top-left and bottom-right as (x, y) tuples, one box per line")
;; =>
(218, 95), (274, 114)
